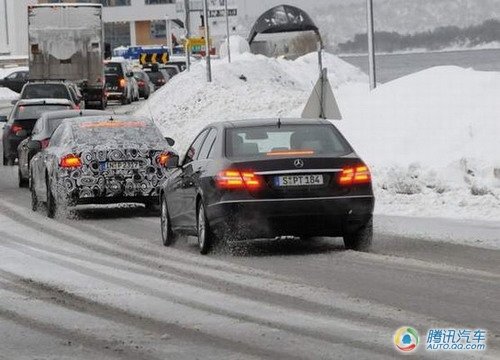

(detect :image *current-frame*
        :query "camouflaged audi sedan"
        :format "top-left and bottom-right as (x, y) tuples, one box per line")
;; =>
(29, 115), (177, 218)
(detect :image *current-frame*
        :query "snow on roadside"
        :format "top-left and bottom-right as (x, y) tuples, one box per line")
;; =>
(136, 44), (500, 222)
(0, 87), (19, 100)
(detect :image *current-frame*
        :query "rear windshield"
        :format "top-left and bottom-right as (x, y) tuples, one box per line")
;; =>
(105, 63), (123, 76)
(13, 104), (72, 120)
(164, 67), (178, 78)
(225, 124), (352, 158)
(73, 120), (163, 146)
(22, 84), (71, 100)
(47, 118), (66, 135)
(146, 72), (165, 82)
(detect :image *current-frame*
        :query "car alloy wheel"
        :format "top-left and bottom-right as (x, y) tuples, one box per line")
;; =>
(161, 196), (174, 246)
(197, 202), (213, 255)
(46, 180), (56, 219)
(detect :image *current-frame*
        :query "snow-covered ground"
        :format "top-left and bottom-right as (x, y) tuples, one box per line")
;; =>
(0, 66), (26, 100)
(136, 38), (500, 222)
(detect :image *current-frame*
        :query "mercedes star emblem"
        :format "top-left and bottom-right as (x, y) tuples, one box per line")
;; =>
(294, 159), (304, 168)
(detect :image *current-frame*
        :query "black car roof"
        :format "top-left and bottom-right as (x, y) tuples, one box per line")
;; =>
(210, 118), (332, 129)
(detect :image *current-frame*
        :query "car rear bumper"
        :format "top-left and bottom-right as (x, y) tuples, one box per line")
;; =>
(206, 195), (375, 238)
(106, 91), (125, 100)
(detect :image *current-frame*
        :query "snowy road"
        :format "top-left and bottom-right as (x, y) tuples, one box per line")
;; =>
(0, 146), (499, 359)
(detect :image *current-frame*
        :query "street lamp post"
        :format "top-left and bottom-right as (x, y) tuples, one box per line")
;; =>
(366, 0), (377, 89)
(202, 0), (212, 82)
(224, 0), (231, 63)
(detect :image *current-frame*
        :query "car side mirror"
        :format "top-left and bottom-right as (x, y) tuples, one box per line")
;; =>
(165, 137), (175, 146)
(27, 140), (42, 151)
(167, 154), (180, 168)
(11, 99), (18, 105)
(16, 129), (28, 138)
(0, 115), (7, 123)
(126, 71), (134, 78)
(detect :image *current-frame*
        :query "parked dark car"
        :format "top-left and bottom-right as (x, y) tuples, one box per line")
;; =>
(2, 99), (75, 166)
(104, 60), (135, 105)
(159, 119), (375, 254)
(144, 68), (170, 90)
(17, 109), (110, 187)
(162, 65), (180, 79)
(0, 68), (29, 93)
(133, 70), (154, 99)
(29, 115), (176, 218)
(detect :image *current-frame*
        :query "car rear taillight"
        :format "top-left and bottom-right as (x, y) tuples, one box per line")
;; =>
(119, 78), (126, 87)
(138, 80), (145, 87)
(338, 164), (371, 186)
(40, 138), (50, 149)
(60, 154), (82, 168)
(216, 170), (262, 190)
(11, 124), (23, 134)
(156, 152), (170, 166)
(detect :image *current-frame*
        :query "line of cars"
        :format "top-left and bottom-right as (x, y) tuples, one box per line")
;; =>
(2, 77), (374, 255)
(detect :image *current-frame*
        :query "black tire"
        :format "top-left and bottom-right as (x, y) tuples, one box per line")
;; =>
(197, 201), (215, 255)
(46, 179), (57, 219)
(121, 95), (128, 105)
(160, 195), (175, 247)
(18, 168), (28, 188)
(343, 218), (373, 252)
(31, 183), (39, 212)
(2, 155), (7, 166)
(144, 92), (149, 100)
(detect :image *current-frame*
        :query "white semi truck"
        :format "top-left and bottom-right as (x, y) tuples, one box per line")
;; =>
(28, 3), (108, 109)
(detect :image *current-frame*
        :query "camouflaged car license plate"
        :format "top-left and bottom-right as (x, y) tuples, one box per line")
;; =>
(107, 161), (142, 170)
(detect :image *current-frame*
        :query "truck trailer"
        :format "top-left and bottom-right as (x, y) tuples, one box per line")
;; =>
(28, 4), (107, 109)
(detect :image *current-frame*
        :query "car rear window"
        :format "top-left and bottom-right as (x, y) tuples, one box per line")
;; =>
(146, 72), (165, 82)
(225, 124), (352, 158)
(13, 104), (72, 120)
(73, 120), (163, 146)
(105, 63), (123, 76)
(22, 84), (71, 100)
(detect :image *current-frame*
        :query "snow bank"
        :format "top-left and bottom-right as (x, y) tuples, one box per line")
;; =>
(0, 87), (19, 100)
(136, 51), (366, 149)
(136, 52), (500, 221)
(219, 35), (251, 59)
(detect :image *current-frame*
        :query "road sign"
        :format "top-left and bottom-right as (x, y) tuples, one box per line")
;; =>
(186, 37), (211, 48)
(139, 52), (169, 65)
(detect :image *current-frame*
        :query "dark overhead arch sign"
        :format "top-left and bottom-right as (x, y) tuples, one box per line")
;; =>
(247, 5), (322, 46)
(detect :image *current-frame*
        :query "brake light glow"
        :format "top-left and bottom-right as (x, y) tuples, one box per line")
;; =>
(60, 154), (82, 168)
(41, 138), (50, 149)
(11, 124), (23, 134)
(119, 78), (126, 87)
(216, 170), (261, 190)
(156, 152), (170, 166)
(338, 165), (371, 186)
(138, 80), (145, 87)
(266, 150), (315, 156)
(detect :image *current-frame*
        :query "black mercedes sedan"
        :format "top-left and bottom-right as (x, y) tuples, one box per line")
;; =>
(159, 119), (375, 254)
(29, 115), (177, 218)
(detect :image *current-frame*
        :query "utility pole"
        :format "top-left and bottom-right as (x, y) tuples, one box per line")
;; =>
(184, 0), (191, 71)
(202, 0), (212, 82)
(165, 15), (173, 56)
(224, 0), (231, 63)
(366, 0), (377, 89)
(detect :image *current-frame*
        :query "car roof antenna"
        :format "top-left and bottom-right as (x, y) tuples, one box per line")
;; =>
(109, 115), (114, 121)
(79, 110), (83, 116)
(277, 118), (281, 129)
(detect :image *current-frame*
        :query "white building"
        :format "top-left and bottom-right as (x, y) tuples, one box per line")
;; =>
(37, 1), (177, 49)
(0, 0), (37, 55)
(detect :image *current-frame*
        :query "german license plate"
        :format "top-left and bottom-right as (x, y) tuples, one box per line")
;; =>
(276, 174), (324, 187)
(108, 161), (142, 170)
